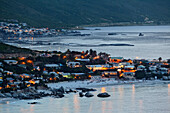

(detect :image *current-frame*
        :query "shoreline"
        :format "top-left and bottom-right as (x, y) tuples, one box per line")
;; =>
(1, 78), (170, 105)
(47, 78), (170, 89)
(1, 79), (170, 101)
(74, 23), (170, 30)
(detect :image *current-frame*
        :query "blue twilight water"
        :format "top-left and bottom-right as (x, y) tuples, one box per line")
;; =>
(0, 81), (170, 113)
(6, 25), (170, 59)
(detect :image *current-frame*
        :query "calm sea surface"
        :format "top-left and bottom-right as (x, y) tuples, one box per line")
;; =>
(1, 82), (170, 113)
(7, 25), (170, 59)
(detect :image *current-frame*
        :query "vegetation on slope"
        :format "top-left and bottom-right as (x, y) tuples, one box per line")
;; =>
(0, 42), (33, 54)
(0, 0), (170, 28)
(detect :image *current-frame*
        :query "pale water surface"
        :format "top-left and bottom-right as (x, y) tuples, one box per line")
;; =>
(6, 25), (170, 59)
(1, 82), (170, 113)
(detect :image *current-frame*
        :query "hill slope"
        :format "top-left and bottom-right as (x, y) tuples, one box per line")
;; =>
(0, 42), (33, 54)
(0, 0), (170, 28)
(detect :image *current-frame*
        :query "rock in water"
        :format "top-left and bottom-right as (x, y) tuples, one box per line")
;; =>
(139, 33), (144, 36)
(108, 33), (117, 35)
(0, 93), (6, 98)
(65, 89), (77, 93)
(4, 93), (12, 97)
(85, 92), (94, 97)
(28, 102), (40, 104)
(97, 92), (110, 98)
(79, 92), (84, 97)
(12, 92), (19, 98)
(53, 92), (64, 98)
(57, 93), (64, 98)
(58, 86), (65, 93)
(76, 88), (97, 92)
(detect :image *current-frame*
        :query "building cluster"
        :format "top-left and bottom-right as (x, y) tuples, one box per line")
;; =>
(0, 22), (59, 38)
(0, 49), (170, 92)
(0, 21), (90, 39)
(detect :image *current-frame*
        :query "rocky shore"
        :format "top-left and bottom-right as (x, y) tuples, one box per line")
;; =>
(0, 85), (100, 101)
(2, 77), (170, 102)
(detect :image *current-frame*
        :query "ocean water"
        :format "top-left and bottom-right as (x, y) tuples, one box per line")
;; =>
(1, 82), (170, 113)
(7, 25), (170, 59)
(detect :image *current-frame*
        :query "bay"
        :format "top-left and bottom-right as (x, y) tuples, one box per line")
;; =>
(9, 25), (170, 59)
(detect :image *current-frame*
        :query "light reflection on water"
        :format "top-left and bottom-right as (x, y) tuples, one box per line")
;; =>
(168, 84), (170, 96)
(101, 101), (106, 113)
(168, 84), (170, 103)
(1, 83), (170, 113)
(118, 85), (124, 100)
(112, 87), (115, 96)
(132, 84), (135, 101)
(139, 100), (143, 113)
(73, 94), (80, 113)
(20, 105), (35, 113)
(88, 102), (93, 113)
(101, 87), (106, 93)
(131, 84), (136, 111)
(63, 97), (69, 113)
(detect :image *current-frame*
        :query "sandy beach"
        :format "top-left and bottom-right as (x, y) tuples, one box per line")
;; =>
(47, 76), (170, 89)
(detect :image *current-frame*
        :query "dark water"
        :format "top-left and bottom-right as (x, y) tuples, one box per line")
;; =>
(7, 25), (170, 59)
(1, 82), (170, 113)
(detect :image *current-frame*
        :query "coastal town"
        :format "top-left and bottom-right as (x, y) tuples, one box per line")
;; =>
(0, 42), (170, 99)
(1, 1), (170, 112)
(0, 20), (170, 100)
(0, 20), (89, 41)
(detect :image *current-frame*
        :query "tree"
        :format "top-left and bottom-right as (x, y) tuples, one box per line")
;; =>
(158, 57), (162, 62)
(135, 70), (146, 79)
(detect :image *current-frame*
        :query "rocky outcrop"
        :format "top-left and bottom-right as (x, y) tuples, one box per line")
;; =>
(0, 86), (98, 100)
(97, 92), (110, 98)
(79, 92), (84, 97)
(76, 88), (97, 92)
(28, 102), (40, 104)
(0, 93), (6, 98)
(85, 92), (94, 97)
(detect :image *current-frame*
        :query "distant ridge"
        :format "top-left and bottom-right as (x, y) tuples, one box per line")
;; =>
(0, 0), (170, 28)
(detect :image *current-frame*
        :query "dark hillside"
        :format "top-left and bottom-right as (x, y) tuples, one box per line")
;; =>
(0, 0), (170, 28)
(0, 42), (32, 54)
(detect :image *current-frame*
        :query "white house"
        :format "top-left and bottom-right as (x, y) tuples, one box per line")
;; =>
(45, 64), (59, 69)
(67, 62), (81, 68)
(4, 60), (18, 65)
(75, 59), (90, 62)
